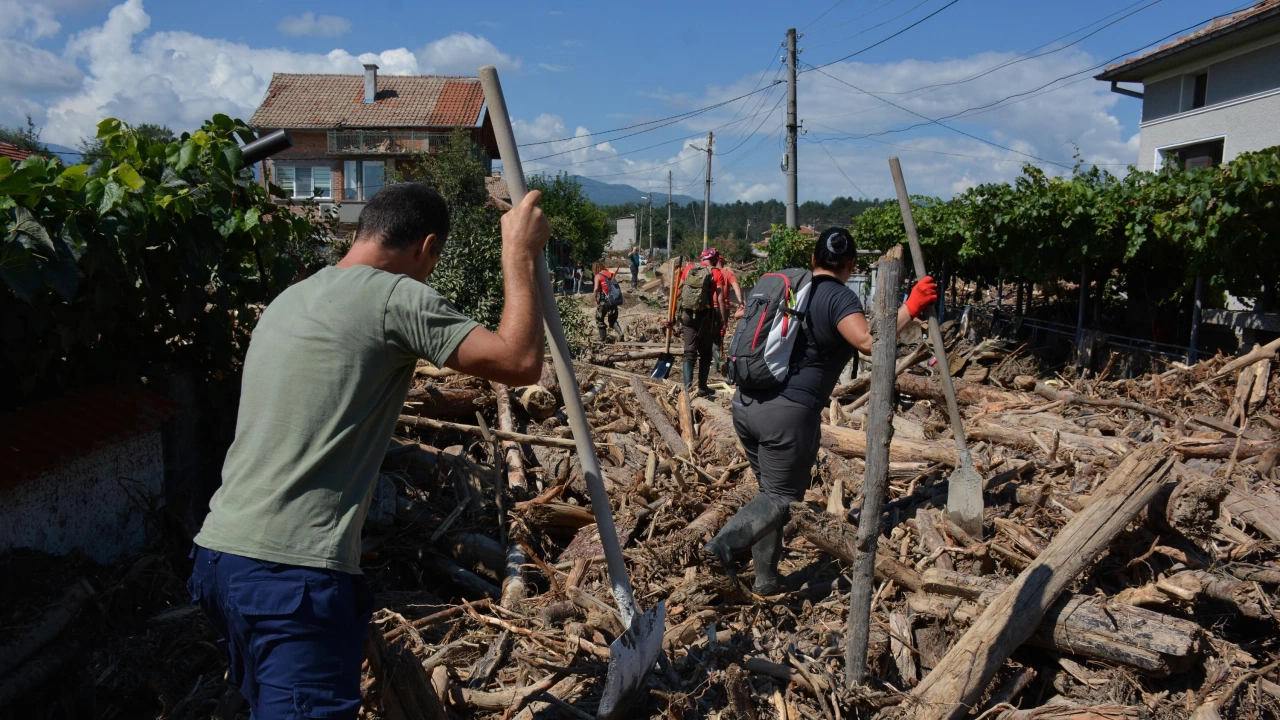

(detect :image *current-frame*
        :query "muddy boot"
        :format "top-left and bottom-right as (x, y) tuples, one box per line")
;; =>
(597, 326), (607, 343)
(701, 494), (787, 592)
(611, 321), (625, 341)
(682, 361), (694, 390)
(750, 529), (785, 595)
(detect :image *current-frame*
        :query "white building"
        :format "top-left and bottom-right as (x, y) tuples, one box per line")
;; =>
(608, 215), (638, 253)
(1097, 0), (1280, 171)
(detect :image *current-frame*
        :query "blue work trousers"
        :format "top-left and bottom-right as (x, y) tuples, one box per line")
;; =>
(188, 546), (374, 719)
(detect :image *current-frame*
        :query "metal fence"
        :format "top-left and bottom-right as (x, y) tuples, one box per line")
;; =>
(327, 130), (454, 154)
(968, 306), (1192, 361)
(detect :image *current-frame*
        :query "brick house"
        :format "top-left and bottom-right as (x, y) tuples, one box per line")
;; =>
(0, 141), (36, 163)
(249, 64), (501, 226)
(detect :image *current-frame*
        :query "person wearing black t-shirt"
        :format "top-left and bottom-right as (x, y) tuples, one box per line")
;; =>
(702, 227), (937, 594)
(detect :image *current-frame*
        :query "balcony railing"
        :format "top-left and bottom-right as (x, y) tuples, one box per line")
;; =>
(327, 130), (454, 154)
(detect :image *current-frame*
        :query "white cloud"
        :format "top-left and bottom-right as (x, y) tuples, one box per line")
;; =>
(0, 0), (62, 39)
(277, 12), (351, 38)
(538, 63), (567, 73)
(416, 32), (520, 75)
(1, 0), (521, 145)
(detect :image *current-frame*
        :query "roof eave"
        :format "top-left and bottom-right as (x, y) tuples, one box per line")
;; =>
(1096, 6), (1280, 82)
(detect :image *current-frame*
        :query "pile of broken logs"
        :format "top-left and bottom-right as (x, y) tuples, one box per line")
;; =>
(364, 328), (1280, 719)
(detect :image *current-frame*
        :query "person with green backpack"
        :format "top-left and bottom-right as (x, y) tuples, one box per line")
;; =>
(678, 247), (728, 395)
(592, 261), (625, 342)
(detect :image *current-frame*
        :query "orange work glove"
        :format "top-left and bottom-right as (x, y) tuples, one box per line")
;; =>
(904, 276), (939, 318)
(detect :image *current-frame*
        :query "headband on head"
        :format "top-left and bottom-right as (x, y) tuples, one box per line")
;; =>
(818, 227), (855, 259)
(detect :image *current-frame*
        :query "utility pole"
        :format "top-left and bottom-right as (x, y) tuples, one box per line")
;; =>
(785, 27), (799, 229)
(647, 194), (653, 258)
(697, 131), (713, 251)
(666, 170), (673, 258)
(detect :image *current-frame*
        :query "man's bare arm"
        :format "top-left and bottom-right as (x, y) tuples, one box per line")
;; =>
(446, 191), (551, 386)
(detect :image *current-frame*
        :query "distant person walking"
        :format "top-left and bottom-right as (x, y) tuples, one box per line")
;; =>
(678, 248), (727, 395)
(628, 248), (642, 291)
(713, 255), (744, 373)
(593, 262), (625, 342)
(573, 264), (584, 294)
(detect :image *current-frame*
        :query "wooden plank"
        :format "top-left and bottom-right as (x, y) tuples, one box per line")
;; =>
(630, 376), (688, 457)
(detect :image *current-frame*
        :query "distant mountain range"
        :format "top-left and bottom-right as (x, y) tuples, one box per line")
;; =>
(44, 144), (84, 163)
(571, 175), (698, 208)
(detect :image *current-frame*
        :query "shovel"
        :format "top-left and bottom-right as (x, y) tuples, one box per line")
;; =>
(651, 256), (682, 379)
(888, 157), (985, 539)
(480, 66), (666, 720)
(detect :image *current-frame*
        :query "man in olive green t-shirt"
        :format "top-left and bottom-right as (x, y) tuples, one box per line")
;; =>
(189, 183), (549, 719)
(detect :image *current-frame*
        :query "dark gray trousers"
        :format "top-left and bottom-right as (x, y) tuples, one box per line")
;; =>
(732, 392), (822, 512)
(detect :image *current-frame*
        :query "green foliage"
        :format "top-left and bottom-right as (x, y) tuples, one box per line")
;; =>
(529, 172), (609, 264)
(1, 115), (335, 406)
(848, 149), (1280, 311)
(0, 114), (47, 154)
(79, 123), (177, 164)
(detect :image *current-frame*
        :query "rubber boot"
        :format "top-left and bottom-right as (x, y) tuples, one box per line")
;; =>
(697, 356), (713, 397)
(611, 321), (625, 341)
(682, 360), (694, 390)
(701, 494), (788, 592)
(597, 326), (607, 343)
(750, 529), (784, 595)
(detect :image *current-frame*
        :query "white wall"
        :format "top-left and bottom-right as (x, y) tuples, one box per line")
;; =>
(609, 216), (637, 253)
(1137, 89), (1280, 170)
(0, 432), (165, 564)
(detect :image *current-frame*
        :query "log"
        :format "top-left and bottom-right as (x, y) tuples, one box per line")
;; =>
(907, 445), (1175, 720)
(591, 347), (682, 363)
(364, 621), (447, 720)
(1213, 336), (1280, 379)
(920, 568), (1202, 674)
(574, 361), (667, 388)
(1223, 486), (1280, 542)
(677, 387), (696, 454)
(514, 384), (558, 420)
(1171, 437), (1273, 460)
(1000, 705), (1145, 720)
(631, 377), (689, 457)
(398, 414), (578, 449)
(518, 501), (597, 534)
(895, 372), (1014, 406)
(848, 243), (904, 687)
(423, 554), (501, 599)
(1034, 381), (1178, 424)
(0, 643), (77, 708)
(500, 538), (527, 609)
(403, 386), (490, 420)
(442, 531), (506, 573)
(0, 578), (94, 679)
(820, 422), (958, 467)
(493, 383), (529, 492)
(461, 674), (560, 711)
(832, 342), (932, 400)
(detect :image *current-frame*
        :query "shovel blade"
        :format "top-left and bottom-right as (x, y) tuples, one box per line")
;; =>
(597, 600), (666, 720)
(650, 354), (674, 379)
(945, 465), (984, 539)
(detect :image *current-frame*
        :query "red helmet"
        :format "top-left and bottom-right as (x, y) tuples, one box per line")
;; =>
(701, 248), (721, 264)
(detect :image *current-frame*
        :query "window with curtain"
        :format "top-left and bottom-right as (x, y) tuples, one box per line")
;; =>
(343, 160), (385, 201)
(273, 165), (332, 199)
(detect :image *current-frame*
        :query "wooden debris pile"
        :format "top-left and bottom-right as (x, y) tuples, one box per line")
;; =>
(359, 331), (1279, 719)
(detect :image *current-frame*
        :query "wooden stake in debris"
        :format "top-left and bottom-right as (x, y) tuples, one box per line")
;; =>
(908, 444), (1174, 720)
(846, 244), (904, 687)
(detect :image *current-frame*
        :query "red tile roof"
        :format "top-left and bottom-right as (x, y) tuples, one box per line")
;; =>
(0, 141), (34, 163)
(1, 386), (183, 490)
(250, 73), (486, 130)
(1099, 0), (1280, 79)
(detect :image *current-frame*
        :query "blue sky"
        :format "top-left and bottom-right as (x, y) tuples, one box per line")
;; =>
(0, 0), (1250, 200)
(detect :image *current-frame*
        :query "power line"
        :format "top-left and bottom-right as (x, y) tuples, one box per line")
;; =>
(515, 82), (781, 149)
(815, 140), (869, 198)
(804, 63), (1077, 169)
(801, 0), (848, 30)
(805, 0), (905, 36)
(808, 0), (935, 50)
(807, 0), (963, 70)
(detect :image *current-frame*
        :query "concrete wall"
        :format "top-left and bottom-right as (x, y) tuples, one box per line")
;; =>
(609, 216), (637, 253)
(1137, 89), (1280, 170)
(0, 432), (165, 564)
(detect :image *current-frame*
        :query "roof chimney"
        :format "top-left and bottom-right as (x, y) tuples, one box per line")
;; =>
(363, 64), (378, 103)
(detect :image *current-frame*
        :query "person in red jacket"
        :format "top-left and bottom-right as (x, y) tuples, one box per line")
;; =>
(678, 248), (728, 395)
(703, 228), (937, 595)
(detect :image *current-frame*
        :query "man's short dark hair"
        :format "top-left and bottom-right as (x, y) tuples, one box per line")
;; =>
(354, 183), (450, 250)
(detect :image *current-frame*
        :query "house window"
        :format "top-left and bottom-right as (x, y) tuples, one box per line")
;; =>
(275, 165), (332, 199)
(344, 160), (385, 201)
(1192, 73), (1208, 109)
(1162, 139), (1224, 170)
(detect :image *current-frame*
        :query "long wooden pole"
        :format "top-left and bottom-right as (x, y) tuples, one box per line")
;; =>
(478, 66), (641, 628)
(846, 245), (903, 686)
